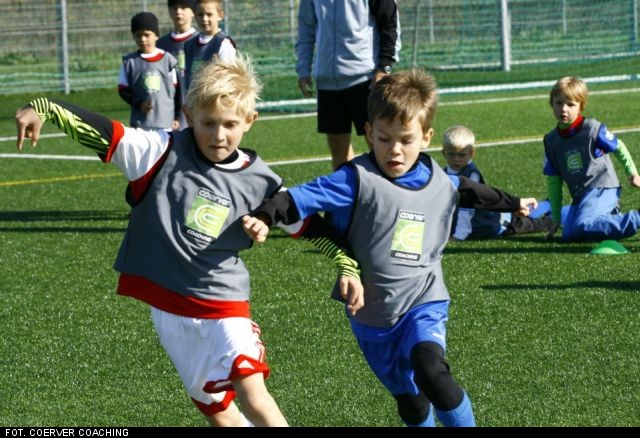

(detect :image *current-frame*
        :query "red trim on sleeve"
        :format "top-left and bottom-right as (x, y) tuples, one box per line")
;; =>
(117, 273), (251, 319)
(290, 216), (312, 239)
(126, 139), (172, 204)
(103, 121), (125, 163)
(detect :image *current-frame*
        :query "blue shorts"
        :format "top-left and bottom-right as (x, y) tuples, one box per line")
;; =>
(350, 301), (449, 396)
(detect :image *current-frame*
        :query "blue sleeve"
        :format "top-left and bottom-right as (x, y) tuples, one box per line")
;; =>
(594, 123), (619, 155)
(288, 165), (357, 235)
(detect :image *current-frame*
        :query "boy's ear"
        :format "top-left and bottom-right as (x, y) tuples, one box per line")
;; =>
(470, 146), (477, 159)
(364, 122), (374, 150)
(183, 105), (193, 127)
(244, 111), (258, 131)
(421, 127), (435, 149)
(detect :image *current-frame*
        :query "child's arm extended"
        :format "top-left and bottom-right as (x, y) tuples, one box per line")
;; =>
(15, 98), (171, 195)
(243, 192), (363, 315)
(16, 98), (113, 154)
(613, 140), (640, 188)
(456, 176), (538, 215)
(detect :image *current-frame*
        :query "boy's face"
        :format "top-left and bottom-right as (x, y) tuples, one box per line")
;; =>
(185, 103), (257, 163)
(169, 5), (194, 29)
(196, 2), (224, 35)
(551, 93), (581, 125)
(443, 145), (474, 171)
(133, 30), (158, 54)
(365, 115), (433, 179)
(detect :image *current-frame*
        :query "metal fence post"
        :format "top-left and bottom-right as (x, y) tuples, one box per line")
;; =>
(411, 1), (420, 67)
(632, 0), (638, 50)
(223, 0), (230, 35)
(58, 0), (70, 94)
(500, 0), (511, 72)
(290, 0), (296, 44)
(428, 0), (434, 44)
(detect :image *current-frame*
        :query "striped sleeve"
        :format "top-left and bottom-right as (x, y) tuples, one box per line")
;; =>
(299, 215), (360, 280)
(30, 97), (112, 157)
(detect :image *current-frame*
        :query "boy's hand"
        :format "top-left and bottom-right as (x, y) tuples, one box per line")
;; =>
(338, 275), (364, 316)
(172, 120), (180, 131)
(629, 174), (640, 188)
(242, 215), (270, 243)
(15, 105), (43, 150)
(515, 197), (538, 216)
(140, 99), (153, 114)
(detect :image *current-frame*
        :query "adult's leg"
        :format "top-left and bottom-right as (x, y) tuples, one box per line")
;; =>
(327, 133), (354, 169)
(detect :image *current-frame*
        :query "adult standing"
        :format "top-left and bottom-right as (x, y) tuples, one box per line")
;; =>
(296, 0), (401, 169)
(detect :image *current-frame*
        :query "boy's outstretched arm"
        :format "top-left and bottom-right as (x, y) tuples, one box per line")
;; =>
(243, 191), (364, 315)
(456, 176), (537, 214)
(15, 98), (113, 157)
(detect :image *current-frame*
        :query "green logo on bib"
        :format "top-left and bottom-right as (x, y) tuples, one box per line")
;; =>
(566, 150), (583, 173)
(390, 210), (425, 261)
(184, 189), (231, 243)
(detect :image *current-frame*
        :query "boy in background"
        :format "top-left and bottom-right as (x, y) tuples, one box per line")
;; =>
(119, 12), (180, 131)
(15, 54), (361, 426)
(244, 69), (538, 427)
(543, 76), (640, 241)
(442, 125), (557, 240)
(157, 0), (198, 129)
(184, 0), (236, 95)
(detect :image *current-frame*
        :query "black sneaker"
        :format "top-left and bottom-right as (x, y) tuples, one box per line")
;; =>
(543, 216), (560, 240)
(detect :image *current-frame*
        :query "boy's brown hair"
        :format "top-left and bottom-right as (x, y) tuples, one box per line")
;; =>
(549, 76), (588, 111)
(367, 68), (438, 133)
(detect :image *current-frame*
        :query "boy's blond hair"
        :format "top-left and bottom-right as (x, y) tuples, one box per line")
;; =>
(186, 53), (261, 118)
(442, 125), (475, 151)
(549, 76), (588, 111)
(368, 68), (438, 133)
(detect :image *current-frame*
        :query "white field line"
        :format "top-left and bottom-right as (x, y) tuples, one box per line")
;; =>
(2, 87), (640, 164)
(5, 125), (640, 167)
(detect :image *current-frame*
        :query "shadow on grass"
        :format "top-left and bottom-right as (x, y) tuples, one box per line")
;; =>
(0, 210), (128, 233)
(482, 281), (639, 292)
(444, 244), (593, 255)
(445, 235), (639, 254)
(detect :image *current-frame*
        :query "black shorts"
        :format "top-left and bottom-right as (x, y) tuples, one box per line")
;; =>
(317, 80), (371, 136)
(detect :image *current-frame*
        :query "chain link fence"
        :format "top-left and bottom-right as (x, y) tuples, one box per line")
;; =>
(2, 0), (640, 104)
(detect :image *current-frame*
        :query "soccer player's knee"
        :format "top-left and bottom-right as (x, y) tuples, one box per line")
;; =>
(394, 392), (429, 425)
(411, 342), (451, 385)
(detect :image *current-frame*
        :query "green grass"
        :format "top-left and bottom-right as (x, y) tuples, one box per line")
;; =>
(1, 85), (640, 426)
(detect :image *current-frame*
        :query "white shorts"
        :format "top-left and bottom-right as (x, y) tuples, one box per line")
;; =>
(151, 307), (270, 415)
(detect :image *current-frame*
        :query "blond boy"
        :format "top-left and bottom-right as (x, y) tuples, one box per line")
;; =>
(16, 55), (296, 426)
(543, 76), (640, 241)
(443, 125), (556, 240)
